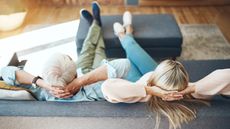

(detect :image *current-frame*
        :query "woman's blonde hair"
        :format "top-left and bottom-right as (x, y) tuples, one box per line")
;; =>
(147, 59), (199, 129)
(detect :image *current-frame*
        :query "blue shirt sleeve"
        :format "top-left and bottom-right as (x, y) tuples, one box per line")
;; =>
(1, 66), (21, 86)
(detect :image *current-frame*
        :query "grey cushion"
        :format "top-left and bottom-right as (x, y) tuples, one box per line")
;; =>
(76, 14), (182, 58)
(78, 47), (181, 58)
(0, 60), (229, 129)
(182, 59), (230, 82)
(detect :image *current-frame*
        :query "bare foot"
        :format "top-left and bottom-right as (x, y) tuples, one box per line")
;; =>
(118, 31), (126, 39)
(125, 25), (133, 34)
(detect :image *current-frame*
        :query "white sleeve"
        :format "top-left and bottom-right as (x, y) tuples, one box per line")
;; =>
(103, 59), (131, 79)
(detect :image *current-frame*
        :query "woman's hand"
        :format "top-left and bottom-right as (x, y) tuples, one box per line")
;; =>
(146, 86), (183, 101)
(161, 85), (196, 101)
(161, 92), (184, 101)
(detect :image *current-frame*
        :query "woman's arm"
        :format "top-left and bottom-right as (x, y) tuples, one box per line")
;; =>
(101, 78), (182, 103)
(179, 69), (230, 99)
(101, 79), (148, 103)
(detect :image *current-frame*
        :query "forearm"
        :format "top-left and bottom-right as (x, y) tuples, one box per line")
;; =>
(101, 79), (148, 103)
(73, 65), (108, 88)
(15, 70), (51, 90)
(145, 86), (163, 98)
(193, 69), (230, 96)
(15, 70), (35, 85)
(64, 65), (108, 94)
(179, 83), (196, 95)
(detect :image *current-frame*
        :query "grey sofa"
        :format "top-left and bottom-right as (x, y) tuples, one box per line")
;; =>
(0, 60), (230, 129)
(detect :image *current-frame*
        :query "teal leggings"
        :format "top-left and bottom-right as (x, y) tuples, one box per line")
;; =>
(121, 34), (158, 82)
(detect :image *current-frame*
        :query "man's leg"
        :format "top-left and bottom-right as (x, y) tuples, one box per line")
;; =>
(92, 33), (106, 69)
(76, 21), (103, 74)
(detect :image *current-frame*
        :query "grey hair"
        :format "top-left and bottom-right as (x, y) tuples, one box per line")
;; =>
(42, 53), (77, 87)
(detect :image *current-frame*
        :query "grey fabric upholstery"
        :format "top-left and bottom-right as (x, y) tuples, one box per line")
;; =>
(0, 96), (229, 117)
(105, 47), (181, 58)
(182, 59), (230, 82)
(76, 14), (182, 58)
(0, 60), (229, 129)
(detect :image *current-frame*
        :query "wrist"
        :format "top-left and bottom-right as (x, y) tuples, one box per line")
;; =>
(76, 76), (87, 87)
(36, 78), (51, 90)
(32, 76), (42, 88)
(145, 86), (152, 95)
(145, 86), (164, 98)
(191, 85), (196, 93)
(187, 83), (196, 94)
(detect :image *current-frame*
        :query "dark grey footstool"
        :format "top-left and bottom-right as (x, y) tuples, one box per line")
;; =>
(76, 14), (182, 59)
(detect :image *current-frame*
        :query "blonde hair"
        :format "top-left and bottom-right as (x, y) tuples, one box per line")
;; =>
(147, 59), (199, 129)
(42, 53), (77, 87)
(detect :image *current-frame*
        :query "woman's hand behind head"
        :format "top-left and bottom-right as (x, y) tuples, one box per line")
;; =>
(146, 86), (183, 101)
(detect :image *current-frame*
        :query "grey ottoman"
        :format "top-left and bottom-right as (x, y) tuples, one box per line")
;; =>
(76, 14), (183, 59)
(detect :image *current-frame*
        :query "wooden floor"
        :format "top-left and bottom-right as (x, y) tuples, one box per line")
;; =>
(0, 1), (230, 42)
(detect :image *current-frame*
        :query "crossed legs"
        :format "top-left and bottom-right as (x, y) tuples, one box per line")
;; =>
(76, 21), (106, 74)
(76, 3), (106, 74)
(113, 11), (158, 81)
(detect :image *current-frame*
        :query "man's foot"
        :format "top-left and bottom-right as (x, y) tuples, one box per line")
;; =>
(113, 22), (125, 38)
(80, 9), (93, 25)
(92, 1), (102, 26)
(123, 11), (132, 27)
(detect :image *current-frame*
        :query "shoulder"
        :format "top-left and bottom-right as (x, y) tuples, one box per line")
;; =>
(136, 71), (154, 85)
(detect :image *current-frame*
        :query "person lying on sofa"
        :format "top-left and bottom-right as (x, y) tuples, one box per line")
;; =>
(0, 1), (119, 101)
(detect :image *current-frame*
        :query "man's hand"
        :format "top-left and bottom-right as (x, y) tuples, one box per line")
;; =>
(64, 82), (81, 96)
(49, 86), (73, 98)
(49, 79), (82, 98)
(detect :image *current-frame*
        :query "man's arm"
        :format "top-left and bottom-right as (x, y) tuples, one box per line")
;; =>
(14, 70), (73, 98)
(15, 70), (51, 90)
(51, 65), (108, 98)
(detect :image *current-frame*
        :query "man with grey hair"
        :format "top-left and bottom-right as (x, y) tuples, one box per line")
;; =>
(42, 53), (77, 87)
(1, 1), (131, 101)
